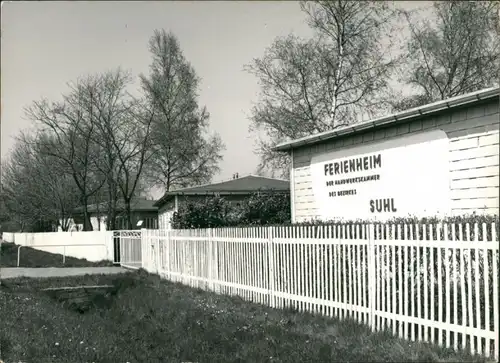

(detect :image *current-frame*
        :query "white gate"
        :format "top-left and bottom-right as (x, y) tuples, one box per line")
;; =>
(113, 230), (142, 269)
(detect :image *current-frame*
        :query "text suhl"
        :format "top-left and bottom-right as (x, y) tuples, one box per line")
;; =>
(324, 154), (382, 176)
(370, 198), (397, 213)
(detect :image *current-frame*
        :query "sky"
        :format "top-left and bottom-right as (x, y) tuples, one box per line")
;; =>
(1, 1), (430, 198)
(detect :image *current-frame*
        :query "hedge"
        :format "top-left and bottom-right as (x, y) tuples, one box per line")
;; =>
(171, 191), (291, 229)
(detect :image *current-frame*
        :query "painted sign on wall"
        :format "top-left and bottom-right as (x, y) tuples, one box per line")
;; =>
(310, 130), (450, 221)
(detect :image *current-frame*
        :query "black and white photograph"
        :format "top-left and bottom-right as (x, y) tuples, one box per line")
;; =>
(1, 1), (499, 362)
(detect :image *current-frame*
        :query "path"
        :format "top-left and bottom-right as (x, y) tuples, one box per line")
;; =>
(1, 267), (129, 279)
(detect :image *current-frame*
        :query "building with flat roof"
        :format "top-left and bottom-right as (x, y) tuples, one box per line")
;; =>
(274, 88), (499, 222)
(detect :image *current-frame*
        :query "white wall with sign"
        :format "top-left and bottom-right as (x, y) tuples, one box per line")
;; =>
(310, 130), (450, 221)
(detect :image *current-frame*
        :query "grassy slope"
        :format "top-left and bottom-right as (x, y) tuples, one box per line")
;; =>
(0, 242), (113, 267)
(0, 270), (486, 363)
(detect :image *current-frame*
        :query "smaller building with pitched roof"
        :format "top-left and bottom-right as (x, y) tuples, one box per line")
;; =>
(154, 174), (290, 229)
(68, 198), (158, 231)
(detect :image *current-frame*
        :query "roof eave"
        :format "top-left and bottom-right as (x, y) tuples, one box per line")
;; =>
(273, 87), (500, 152)
(182, 189), (288, 195)
(168, 189), (289, 197)
(72, 210), (158, 216)
(154, 189), (289, 207)
(153, 193), (175, 208)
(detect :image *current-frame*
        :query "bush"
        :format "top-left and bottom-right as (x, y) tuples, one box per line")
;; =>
(240, 191), (290, 226)
(171, 190), (291, 229)
(171, 196), (235, 229)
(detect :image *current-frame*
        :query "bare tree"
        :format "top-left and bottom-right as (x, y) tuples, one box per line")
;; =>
(394, 1), (500, 111)
(246, 1), (399, 177)
(24, 77), (107, 230)
(82, 69), (134, 230)
(23, 70), (155, 231)
(140, 30), (224, 192)
(2, 132), (80, 231)
(114, 99), (156, 229)
(75, 69), (158, 230)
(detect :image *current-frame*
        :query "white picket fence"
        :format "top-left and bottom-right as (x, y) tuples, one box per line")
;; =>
(135, 223), (499, 361)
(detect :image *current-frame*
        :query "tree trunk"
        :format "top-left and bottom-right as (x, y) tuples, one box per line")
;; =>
(81, 196), (93, 231)
(19, 220), (26, 232)
(106, 180), (118, 230)
(125, 199), (133, 230)
(83, 211), (93, 231)
(59, 205), (71, 232)
(109, 205), (117, 230)
(61, 219), (69, 232)
(95, 194), (102, 231)
(109, 194), (118, 230)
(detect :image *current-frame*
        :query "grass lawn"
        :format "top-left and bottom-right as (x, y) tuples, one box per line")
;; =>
(0, 241), (113, 267)
(0, 270), (488, 363)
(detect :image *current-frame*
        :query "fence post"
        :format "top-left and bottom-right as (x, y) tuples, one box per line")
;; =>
(164, 229), (170, 280)
(213, 229), (220, 293)
(155, 229), (160, 275)
(141, 228), (147, 271)
(268, 226), (276, 308)
(207, 228), (213, 291)
(368, 224), (376, 331)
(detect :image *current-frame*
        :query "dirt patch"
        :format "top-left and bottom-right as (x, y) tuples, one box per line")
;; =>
(44, 274), (137, 313)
